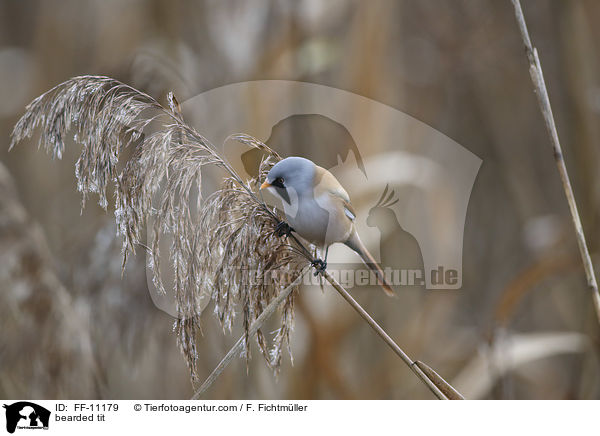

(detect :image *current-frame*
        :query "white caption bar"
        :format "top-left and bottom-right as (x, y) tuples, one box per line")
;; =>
(0, 400), (595, 435)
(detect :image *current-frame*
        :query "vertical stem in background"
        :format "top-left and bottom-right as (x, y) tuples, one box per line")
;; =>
(511, 0), (600, 323)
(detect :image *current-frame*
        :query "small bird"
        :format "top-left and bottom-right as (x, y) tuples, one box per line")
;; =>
(260, 156), (394, 296)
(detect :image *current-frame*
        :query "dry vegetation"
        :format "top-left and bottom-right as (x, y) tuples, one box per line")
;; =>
(10, 75), (313, 384)
(1, 0), (600, 399)
(9, 74), (460, 399)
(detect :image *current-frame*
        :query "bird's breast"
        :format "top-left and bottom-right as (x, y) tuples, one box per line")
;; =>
(284, 194), (352, 248)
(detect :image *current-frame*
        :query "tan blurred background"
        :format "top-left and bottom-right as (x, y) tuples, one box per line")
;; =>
(1, 0), (600, 399)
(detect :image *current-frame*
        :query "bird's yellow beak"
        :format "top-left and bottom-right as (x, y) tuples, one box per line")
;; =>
(260, 181), (271, 189)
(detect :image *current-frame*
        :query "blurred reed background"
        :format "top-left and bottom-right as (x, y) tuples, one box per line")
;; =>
(1, 0), (600, 399)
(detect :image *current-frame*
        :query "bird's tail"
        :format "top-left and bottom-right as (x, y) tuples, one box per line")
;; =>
(345, 231), (395, 297)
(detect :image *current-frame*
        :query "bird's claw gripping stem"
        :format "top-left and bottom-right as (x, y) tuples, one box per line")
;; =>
(311, 258), (327, 275)
(274, 220), (294, 238)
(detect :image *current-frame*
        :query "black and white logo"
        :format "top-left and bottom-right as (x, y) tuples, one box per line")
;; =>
(3, 402), (50, 434)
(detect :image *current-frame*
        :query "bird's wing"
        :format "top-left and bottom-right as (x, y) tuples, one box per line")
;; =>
(315, 166), (356, 221)
(336, 194), (356, 221)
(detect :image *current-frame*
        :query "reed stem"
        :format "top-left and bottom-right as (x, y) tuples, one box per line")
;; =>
(511, 0), (600, 323)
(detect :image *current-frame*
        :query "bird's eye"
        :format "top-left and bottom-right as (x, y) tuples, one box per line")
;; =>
(272, 177), (285, 188)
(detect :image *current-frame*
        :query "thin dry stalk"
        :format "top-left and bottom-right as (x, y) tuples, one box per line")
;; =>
(320, 270), (462, 400)
(510, 0), (600, 323)
(195, 264), (464, 400)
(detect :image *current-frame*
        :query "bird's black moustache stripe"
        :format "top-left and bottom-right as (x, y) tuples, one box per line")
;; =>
(277, 186), (291, 205)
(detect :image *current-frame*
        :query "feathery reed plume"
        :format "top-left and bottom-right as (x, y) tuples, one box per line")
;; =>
(10, 75), (307, 381)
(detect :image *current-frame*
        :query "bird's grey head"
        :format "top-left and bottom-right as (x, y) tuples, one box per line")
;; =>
(261, 156), (315, 202)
